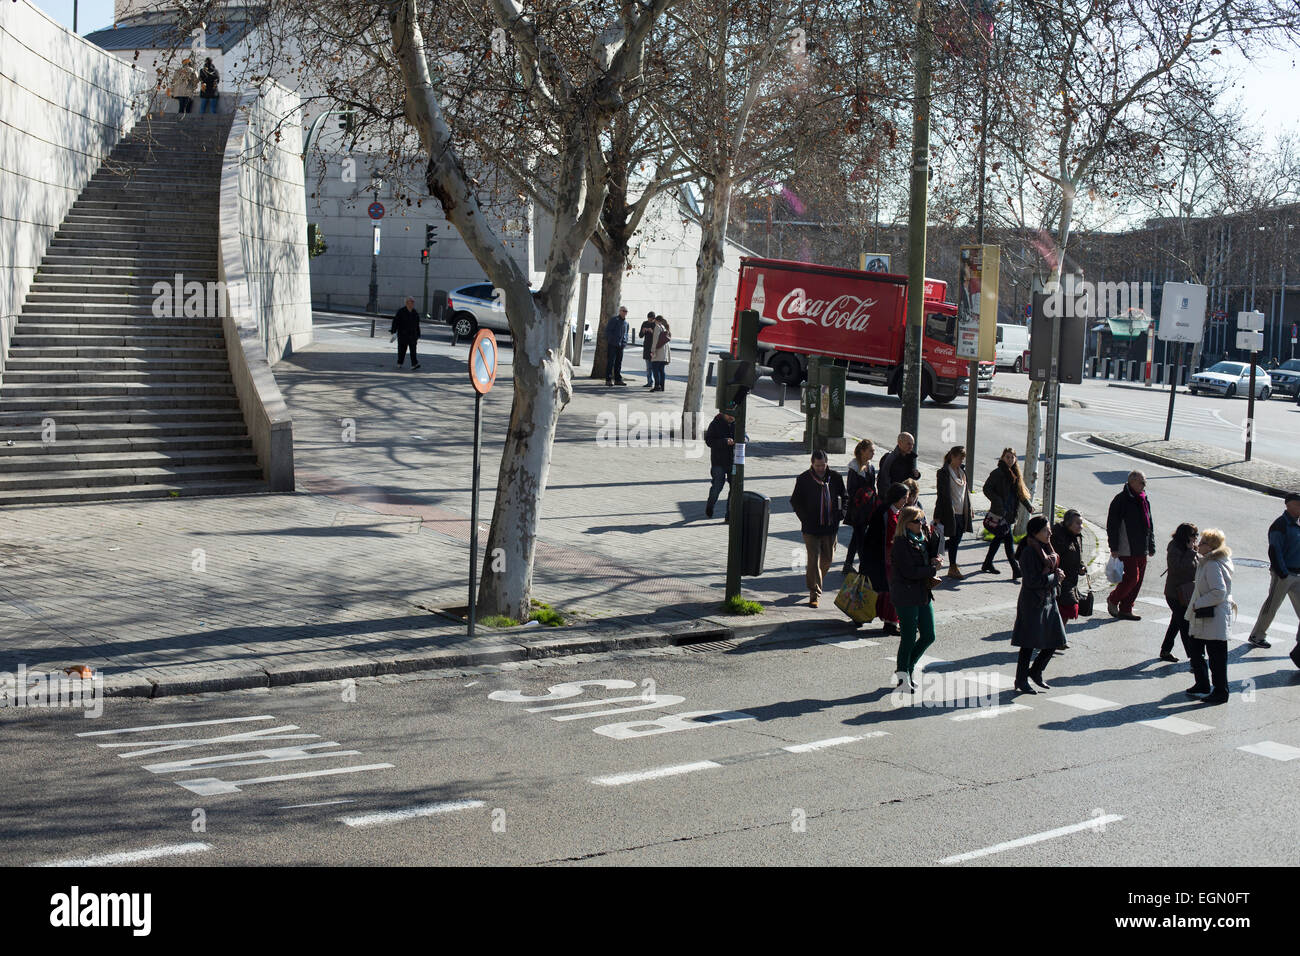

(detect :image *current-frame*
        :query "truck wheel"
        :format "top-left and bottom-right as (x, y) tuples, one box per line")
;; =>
(452, 312), (477, 339)
(770, 352), (803, 387)
(930, 391), (956, 405)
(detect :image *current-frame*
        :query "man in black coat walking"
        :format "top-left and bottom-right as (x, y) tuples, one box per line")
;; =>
(1106, 470), (1155, 620)
(391, 296), (421, 369)
(876, 432), (921, 497)
(790, 450), (847, 607)
(605, 307), (629, 386)
(703, 405), (737, 520)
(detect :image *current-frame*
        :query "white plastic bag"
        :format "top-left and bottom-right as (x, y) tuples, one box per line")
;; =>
(1105, 555), (1125, 584)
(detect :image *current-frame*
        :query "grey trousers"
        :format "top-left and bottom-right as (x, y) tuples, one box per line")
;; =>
(1251, 571), (1300, 642)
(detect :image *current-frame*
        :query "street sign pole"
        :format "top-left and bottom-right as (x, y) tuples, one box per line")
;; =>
(726, 396), (746, 602)
(1163, 341), (1183, 441)
(469, 390), (482, 638)
(1246, 357), (1256, 462)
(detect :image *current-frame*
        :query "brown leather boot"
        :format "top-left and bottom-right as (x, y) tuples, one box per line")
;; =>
(947, 565), (964, 580)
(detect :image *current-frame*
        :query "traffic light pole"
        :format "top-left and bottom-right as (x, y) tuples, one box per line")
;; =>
(725, 399), (746, 601)
(723, 309), (774, 602)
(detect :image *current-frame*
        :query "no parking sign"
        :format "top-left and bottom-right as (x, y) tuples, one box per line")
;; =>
(467, 328), (498, 640)
(468, 329), (498, 394)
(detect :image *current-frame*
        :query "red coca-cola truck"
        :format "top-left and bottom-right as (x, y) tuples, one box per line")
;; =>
(728, 257), (994, 404)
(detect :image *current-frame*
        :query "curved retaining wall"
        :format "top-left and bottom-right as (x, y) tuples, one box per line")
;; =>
(0, 0), (149, 376)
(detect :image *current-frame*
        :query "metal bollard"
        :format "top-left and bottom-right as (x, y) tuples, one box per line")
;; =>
(370, 317), (376, 338)
(707, 360), (715, 386)
(780, 384), (786, 406)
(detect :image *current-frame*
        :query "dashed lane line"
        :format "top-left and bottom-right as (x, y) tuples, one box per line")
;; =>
(951, 703), (1033, 721)
(938, 815), (1124, 865)
(339, 799), (487, 828)
(1237, 741), (1300, 761)
(1044, 694), (1120, 711)
(1138, 715), (1214, 735)
(33, 842), (211, 867)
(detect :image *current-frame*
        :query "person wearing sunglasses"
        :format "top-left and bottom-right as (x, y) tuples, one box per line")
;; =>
(890, 506), (942, 692)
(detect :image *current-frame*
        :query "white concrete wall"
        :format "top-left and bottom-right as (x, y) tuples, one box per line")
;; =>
(226, 81), (313, 362)
(0, 0), (148, 376)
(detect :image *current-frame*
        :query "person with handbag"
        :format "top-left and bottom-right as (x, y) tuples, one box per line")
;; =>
(1011, 515), (1068, 694)
(648, 317), (672, 391)
(1184, 528), (1234, 704)
(935, 446), (973, 580)
(981, 448), (1032, 579)
(1106, 470), (1156, 620)
(1050, 509), (1085, 648)
(842, 439), (877, 575)
(1161, 523), (1199, 664)
(890, 506), (941, 693)
(864, 483), (908, 635)
(790, 450), (846, 608)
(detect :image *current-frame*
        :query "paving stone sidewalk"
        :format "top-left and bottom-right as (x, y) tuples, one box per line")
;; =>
(1090, 432), (1300, 498)
(0, 327), (1093, 698)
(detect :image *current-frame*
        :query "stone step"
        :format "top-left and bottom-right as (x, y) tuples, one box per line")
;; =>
(9, 346), (225, 360)
(0, 408), (243, 429)
(3, 368), (233, 383)
(0, 395), (241, 413)
(0, 434), (252, 460)
(39, 252), (215, 267)
(70, 198), (218, 213)
(0, 444), (255, 473)
(25, 291), (179, 306)
(0, 478), (269, 507)
(47, 233), (215, 250)
(15, 316), (223, 330)
(58, 218), (219, 237)
(0, 462), (263, 493)
(10, 330), (224, 347)
(32, 266), (217, 281)
(63, 209), (218, 227)
(1, 381), (237, 399)
(0, 419), (246, 443)
(28, 274), (199, 289)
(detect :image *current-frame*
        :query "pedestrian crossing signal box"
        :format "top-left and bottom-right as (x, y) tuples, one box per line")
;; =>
(740, 491), (770, 576)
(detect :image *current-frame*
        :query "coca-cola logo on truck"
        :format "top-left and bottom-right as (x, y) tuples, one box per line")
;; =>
(774, 287), (878, 331)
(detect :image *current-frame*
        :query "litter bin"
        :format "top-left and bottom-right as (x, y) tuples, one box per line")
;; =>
(740, 491), (769, 577)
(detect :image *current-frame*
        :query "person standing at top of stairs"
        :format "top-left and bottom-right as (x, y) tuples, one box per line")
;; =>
(199, 58), (220, 114)
(170, 58), (199, 115)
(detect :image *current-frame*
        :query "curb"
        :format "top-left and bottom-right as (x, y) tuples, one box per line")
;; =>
(980, 391), (1087, 410)
(1086, 434), (1296, 498)
(97, 613), (864, 699)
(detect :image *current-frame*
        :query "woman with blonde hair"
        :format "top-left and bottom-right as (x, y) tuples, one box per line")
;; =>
(1185, 528), (1234, 705)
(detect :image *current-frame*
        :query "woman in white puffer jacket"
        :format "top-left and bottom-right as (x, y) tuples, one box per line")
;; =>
(1184, 528), (1234, 705)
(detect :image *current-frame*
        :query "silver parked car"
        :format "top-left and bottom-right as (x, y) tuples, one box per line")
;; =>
(1266, 358), (1300, 398)
(1187, 361), (1271, 399)
(447, 282), (592, 342)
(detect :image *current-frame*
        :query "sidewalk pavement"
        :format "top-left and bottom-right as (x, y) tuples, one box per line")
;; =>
(1089, 432), (1300, 498)
(0, 324), (1095, 699)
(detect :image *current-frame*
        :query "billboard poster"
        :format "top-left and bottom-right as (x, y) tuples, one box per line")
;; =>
(957, 244), (998, 361)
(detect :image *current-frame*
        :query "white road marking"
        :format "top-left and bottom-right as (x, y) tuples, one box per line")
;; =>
(592, 761), (722, 786)
(962, 672), (1016, 690)
(77, 716), (274, 737)
(951, 703), (1032, 721)
(33, 842), (211, 867)
(1139, 598), (1297, 640)
(938, 815), (1124, 864)
(1238, 741), (1300, 761)
(1046, 694), (1120, 711)
(141, 744), (361, 775)
(892, 654), (948, 670)
(175, 762), (395, 796)
(1139, 716), (1214, 735)
(816, 636), (880, 649)
(782, 732), (889, 753)
(279, 799), (356, 809)
(339, 799), (486, 828)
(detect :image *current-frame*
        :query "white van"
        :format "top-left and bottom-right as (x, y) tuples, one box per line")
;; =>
(995, 323), (1030, 372)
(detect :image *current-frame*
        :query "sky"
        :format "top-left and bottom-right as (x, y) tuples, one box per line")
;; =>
(34, 0), (1300, 141)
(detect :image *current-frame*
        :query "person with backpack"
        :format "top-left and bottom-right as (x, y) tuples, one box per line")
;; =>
(981, 447), (1033, 579)
(934, 446), (973, 580)
(790, 450), (846, 608)
(1011, 515), (1068, 694)
(842, 439), (877, 575)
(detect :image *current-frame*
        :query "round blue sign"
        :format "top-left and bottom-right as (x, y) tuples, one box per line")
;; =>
(368, 202), (385, 220)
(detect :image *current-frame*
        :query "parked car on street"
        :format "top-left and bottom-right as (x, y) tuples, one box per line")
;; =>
(447, 282), (592, 342)
(1187, 361), (1271, 399)
(1265, 358), (1300, 397)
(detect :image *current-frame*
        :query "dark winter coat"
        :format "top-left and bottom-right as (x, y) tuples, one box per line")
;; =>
(390, 306), (420, 341)
(845, 462), (877, 528)
(1011, 541), (1068, 649)
(606, 314), (628, 349)
(1163, 540), (1198, 605)
(861, 501), (890, 590)
(199, 64), (219, 98)
(890, 532), (935, 608)
(1106, 486), (1155, 556)
(982, 460), (1031, 521)
(876, 446), (920, 497)
(934, 465), (974, 535)
(638, 319), (657, 360)
(704, 414), (735, 469)
(790, 468), (846, 536)
(1050, 521), (1084, 602)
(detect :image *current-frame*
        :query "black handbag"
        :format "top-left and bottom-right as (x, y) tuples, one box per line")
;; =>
(1078, 573), (1095, 617)
(1194, 604), (1216, 619)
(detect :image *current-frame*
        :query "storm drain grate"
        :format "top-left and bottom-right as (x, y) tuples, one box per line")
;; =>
(681, 638), (740, 653)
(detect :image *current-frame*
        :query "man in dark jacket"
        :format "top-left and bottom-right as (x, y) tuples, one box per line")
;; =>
(638, 312), (657, 389)
(703, 406), (736, 520)
(199, 58), (220, 113)
(1247, 492), (1300, 651)
(390, 296), (421, 369)
(790, 450), (846, 607)
(1106, 470), (1155, 620)
(605, 307), (629, 386)
(876, 432), (921, 497)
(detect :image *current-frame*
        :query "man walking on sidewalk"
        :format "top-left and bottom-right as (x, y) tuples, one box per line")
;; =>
(1106, 471), (1155, 620)
(791, 450), (846, 608)
(876, 432), (921, 498)
(391, 296), (421, 369)
(605, 306), (629, 386)
(1246, 492), (1300, 651)
(703, 405), (737, 520)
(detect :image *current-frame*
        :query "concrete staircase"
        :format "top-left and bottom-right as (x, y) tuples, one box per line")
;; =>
(0, 115), (266, 506)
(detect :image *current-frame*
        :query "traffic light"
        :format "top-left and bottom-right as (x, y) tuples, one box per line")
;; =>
(716, 308), (775, 409)
(337, 110), (355, 135)
(736, 308), (776, 363)
(425, 224), (437, 248)
(420, 249), (429, 264)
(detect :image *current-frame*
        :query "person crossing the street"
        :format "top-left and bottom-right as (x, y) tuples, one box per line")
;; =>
(1244, 492), (1300, 653)
(981, 448), (1032, 579)
(890, 506), (941, 693)
(1106, 471), (1156, 621)
(1011, 515), (1068, 694)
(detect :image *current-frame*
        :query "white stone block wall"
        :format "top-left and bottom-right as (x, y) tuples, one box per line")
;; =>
(227, 81), (312, 362)
(0, 0), (148, 376)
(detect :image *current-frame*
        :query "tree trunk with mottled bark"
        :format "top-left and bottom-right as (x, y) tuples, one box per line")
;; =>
(681, 177), (731, 438)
